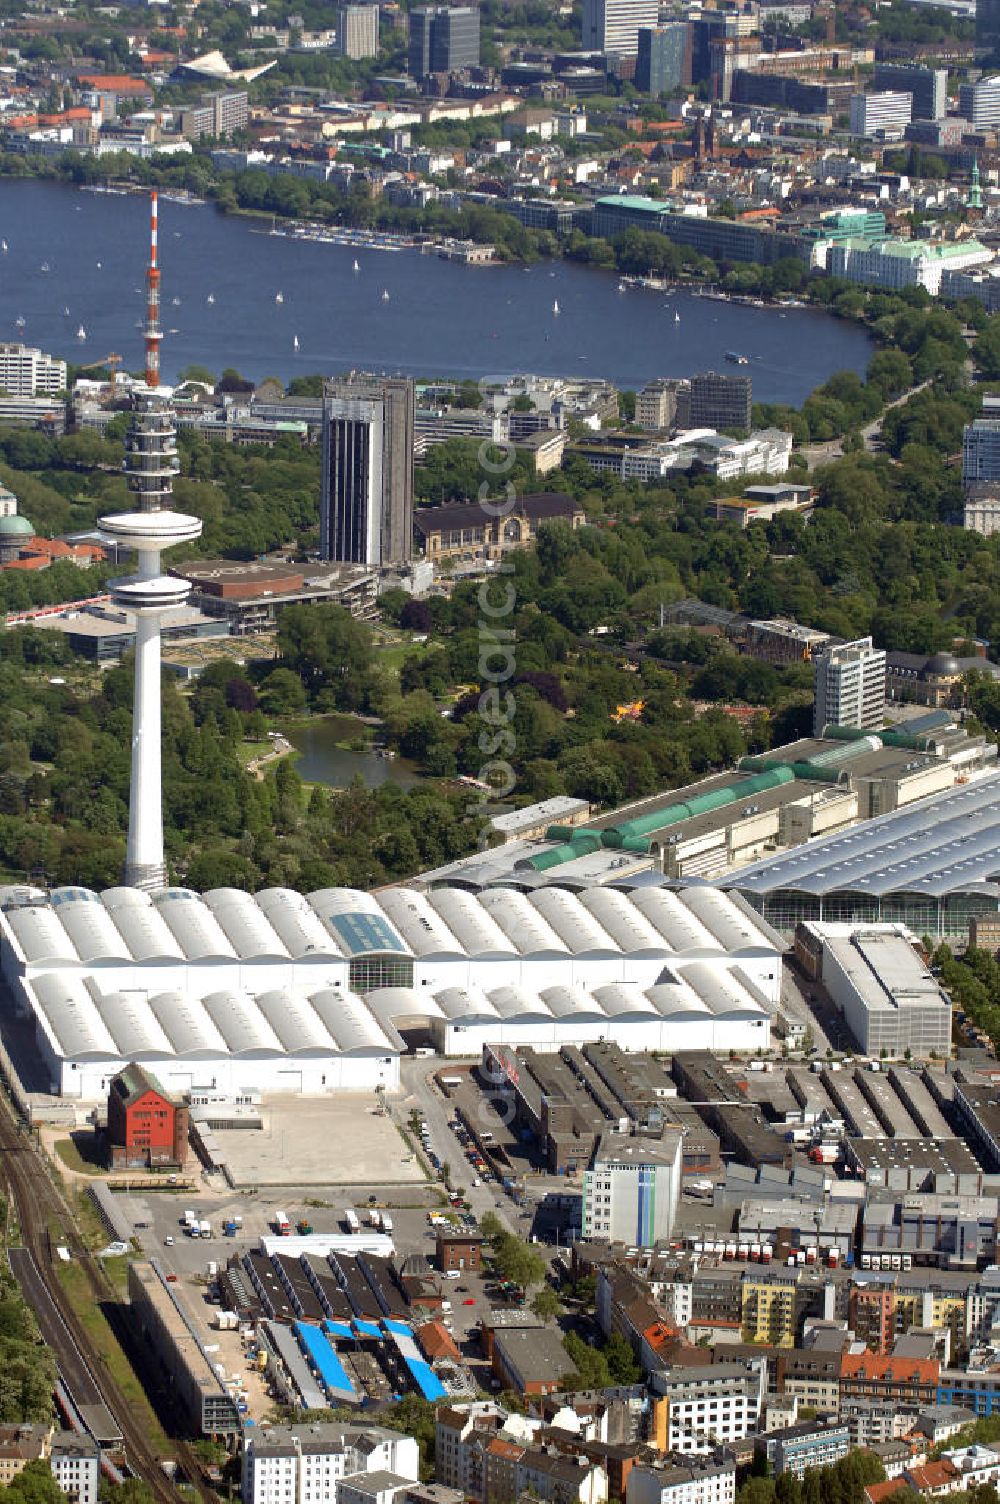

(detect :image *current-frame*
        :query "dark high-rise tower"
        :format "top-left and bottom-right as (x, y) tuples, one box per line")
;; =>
(320, 375), (414, 567)
(979, 0), (1000, 59)
(408, 6), (480, 76)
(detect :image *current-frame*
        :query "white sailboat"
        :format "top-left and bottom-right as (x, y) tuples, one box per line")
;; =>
(76, 325), (86, 340)
(206, 293), (215, 304)
(1, 241), (7, 253)
(553, 299), (560, 315)
(353, 258), (360, 272)
(382, 289), (390, 301)
(293, 335), (300, 351)
(15, 315), (24, 329)
(674, 310), (680, 324)
(275, 290), (284, 304)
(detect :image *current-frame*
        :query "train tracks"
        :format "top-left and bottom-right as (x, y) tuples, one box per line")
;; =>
(0, 1102), (216, 1504)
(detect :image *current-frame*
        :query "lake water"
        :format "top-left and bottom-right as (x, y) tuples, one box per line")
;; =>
(287, 716), (420, 789)
(0, 180), (874, 399)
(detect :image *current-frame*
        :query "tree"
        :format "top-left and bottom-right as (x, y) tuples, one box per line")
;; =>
(493, 1234), (546, 1293)
(530, 1286), (561, 1322)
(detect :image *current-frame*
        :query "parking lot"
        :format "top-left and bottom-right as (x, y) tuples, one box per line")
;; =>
(210, 1097), (427, 1188)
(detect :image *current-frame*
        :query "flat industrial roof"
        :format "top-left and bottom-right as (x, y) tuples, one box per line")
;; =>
(718, 771), (1000, 899)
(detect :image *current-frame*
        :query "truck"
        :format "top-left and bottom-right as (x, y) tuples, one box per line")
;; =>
(223, 1221), (238, 1237)
(809, 1144), (839, 1165)
(380, 1214), (393, 1234)
(274, 1211), (291, 1237)
(297, 1220), (313, 1236)
(200, 1221), (213, 1239)
(344, 1208), (360, 1234)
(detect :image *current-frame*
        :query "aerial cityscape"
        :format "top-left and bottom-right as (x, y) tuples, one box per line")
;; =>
(8, 4), (1000, 1504)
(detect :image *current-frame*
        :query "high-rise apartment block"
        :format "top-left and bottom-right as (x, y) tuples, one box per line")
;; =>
(849, 91), (912, 136)
(336, 3), (379, 58)
(0, 342), (67, 396)
(582, 0), (658, 57)
(959, 75), (1000, 128)
(408, 6), (480, 76)
(636, 23), (690, 94)
(813, 637), (887, 736)
(178, 90), (248, 139)
(320, 375), (415, 568)
(872, 64), (946, 120)
(688, 371), (752, 433)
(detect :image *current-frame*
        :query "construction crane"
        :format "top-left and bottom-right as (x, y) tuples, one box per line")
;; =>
(78, 353), (123, 388)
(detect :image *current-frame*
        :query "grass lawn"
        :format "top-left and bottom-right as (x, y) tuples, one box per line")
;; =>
(54, 1134), (106, 1176)
(237, 740), (272, 766)
(55, 1259), (173, 1458)
(375, 641), (421, 676)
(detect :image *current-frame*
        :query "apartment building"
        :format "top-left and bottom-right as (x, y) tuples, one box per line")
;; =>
(627, 1455), (736, 1504)
(813, 636), (886, 737)
(243, 1425), (420, 1504)
(650, 1365), (765, 1452)
(0, 342), (67, 396)
(49, 1434), (100, 1504)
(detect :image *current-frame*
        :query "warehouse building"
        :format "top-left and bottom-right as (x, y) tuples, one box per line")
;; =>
(415, 724), (992, 888)
(128, 1260), (241, 1437)
(803, 924), (951, 1058)
(0, 883), (780, 1099)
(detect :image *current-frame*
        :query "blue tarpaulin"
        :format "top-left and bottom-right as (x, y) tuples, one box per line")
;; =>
(294, 1321), (356, 1402)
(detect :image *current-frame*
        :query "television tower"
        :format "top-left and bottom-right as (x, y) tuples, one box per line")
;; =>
(144, 189), (162, 390)
(98, 191), (202, 892)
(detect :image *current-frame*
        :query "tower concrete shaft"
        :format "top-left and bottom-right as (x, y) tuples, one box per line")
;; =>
(98, 193), (202, 892)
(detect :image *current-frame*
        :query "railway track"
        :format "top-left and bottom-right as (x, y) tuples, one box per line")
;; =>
(0, 1101), (217, 1504)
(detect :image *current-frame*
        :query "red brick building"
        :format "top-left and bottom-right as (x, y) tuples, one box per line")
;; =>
(436, 1230), (483, 1272)
(106, 1063), (188, 1170)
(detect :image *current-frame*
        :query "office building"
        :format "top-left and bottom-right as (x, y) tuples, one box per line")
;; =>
(336, 3), (379, 57)
(964, 420), (1000, 486)
(243, 1424), (419, 1504)
(582, 1132), (683, 1246)
(813, 636), (886, 736)
(849, 91), (912, 136)
(0, 342), (67, 397)
(408, 7), (480, 76)
(49, 1434), (100, 1504)
(960, 76), (1000, 128)
(979, 0), (1000, 58)
(635, 23), (689, 93)
(582, 0), (658, 57)
(320, 375), (414, 567)
(758, 1424), (850, 1479)
(872, 64), (946, 120)
(636, 380), (681, 431)
(688, 372), (752, 433)
(823, 237), (992, 297)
